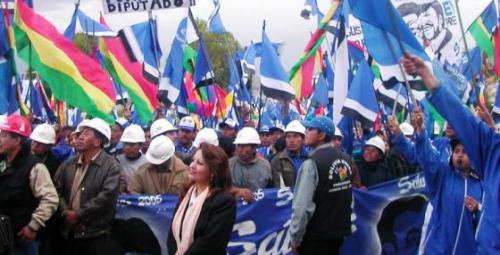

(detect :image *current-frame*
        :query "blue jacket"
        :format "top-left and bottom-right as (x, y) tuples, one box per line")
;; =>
(391, 133), (452, 165)
(415, 130), (482, 254)
(428, 85), (500, 254)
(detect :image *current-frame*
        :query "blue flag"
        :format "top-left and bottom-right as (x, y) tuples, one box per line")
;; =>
(208, 0), (226, 34)
(260, 30), (295, 100)
(120, 19), (162, 83)
(311, 75), (328, 107)
(159, 18), (187, 104)
(462, 47), (482, 82)
(0, 11), (10, 57)
(341, 58), (378, 128)
(0, 57), (15, 114)
(193, 38), (214, 87)
(348, 0), (429, 88)
(63, 6), (115, 41)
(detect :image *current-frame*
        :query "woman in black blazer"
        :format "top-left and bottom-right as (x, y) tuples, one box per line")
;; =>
(168, 143), (236, 255)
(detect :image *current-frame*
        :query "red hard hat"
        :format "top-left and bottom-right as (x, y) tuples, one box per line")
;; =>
(0, 115), (31, 137)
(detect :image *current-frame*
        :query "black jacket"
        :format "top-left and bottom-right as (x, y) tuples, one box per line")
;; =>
(0, 146), (40, 244)
(167, 191), (236, 255)
(54, 151), (121, 239)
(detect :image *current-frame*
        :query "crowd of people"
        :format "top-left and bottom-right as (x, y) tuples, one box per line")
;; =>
(0, 53), (498, 255)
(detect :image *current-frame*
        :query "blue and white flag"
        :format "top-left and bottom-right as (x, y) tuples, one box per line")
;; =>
(63, 4), (116, 40)
(0, 57), (18, 115)
(260, 30), (295, 100)
(159, 18), (187, 104)
(375, 80), (409, 113)
(341, 57), (379, 128)
(193, 37), (215, 87)
(207, 0), (226, 34)
(310, 74), (328, 107)
(120, 19), (163, 83)
(348, 0), (430, 89)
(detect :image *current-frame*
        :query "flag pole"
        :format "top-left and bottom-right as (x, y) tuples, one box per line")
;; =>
(454, 0), (478, 101)
(256, 20), (266, 129)
(384, 0), (418, 115)
(148, 11), (162, 86)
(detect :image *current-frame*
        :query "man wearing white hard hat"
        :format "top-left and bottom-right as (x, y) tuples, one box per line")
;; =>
(219, 118), (238, 139)
(270, 120), (309, 188)
(116, 124), (149, 189)
(104, 118), (128, 156)
(53, 117), (121, 254)
(356, 135), (392, 188)
(150, 118), (178, 142)
(128, 135), (188, 195)
(30, 123), (62, 178)
(175, 116), (196, 153)
(230, 127), (275, 194)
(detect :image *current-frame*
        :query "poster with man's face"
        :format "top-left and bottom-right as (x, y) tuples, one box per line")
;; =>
(346, 0), (468, 67)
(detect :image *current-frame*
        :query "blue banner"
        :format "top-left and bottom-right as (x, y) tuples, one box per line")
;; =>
(115, 173), (428, 255)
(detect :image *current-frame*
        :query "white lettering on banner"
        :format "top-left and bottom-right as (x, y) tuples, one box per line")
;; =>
(242, 189), (265, 206)
(229, 220), (292, 255)
(276, 188), (293, 207)
(398, 173), (425, 195)
(137, 195), (163, 206)
(103, 0), (195, 14)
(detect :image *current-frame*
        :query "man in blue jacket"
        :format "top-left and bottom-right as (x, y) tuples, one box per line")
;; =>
(401, 52), (500, 254)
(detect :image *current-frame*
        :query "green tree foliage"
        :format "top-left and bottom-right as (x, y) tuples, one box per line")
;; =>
(195, 19), (241, 88)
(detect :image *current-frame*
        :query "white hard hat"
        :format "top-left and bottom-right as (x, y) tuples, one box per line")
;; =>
(193, 128), (219, 148)
(219, 118), (237, 129)
(76, 119), (91, 133)
(150, 118), (177, 138)
(30, 123), (56, 144)
(399, 122), (414, 136)
(120, 124), (145, 143)
(79, 118), (111, 142)
(178, 116), (196, 131)
(115, 117), (128, 128)
(334, 126), (343, 138)
(284, 120), (305, 135)
(146, 135), (175, 165)
(234, 127), (260, 145)
(0, 115), (7, 125)
(365, 136), (386, 154)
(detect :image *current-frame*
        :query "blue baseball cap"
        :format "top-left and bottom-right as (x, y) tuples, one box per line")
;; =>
(301, 116), (335, 138)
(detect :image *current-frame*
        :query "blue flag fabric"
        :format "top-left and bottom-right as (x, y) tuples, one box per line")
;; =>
(120, 19), (162, 83)
(160, 18), (187, 103)
(260, 30), (295, 100)
(115, 174), (427, 255)
(208, 0), (226, 34)
(0, 11), (10, 57)
(348, 0), (429, 89)
(480, 2), (498, 33)
(63, 4), (79, 40)
(348, 0), (429, 66)
(63, 6), (115, 41)
(193, 38), (214, 87)
(462, 47), (482, 82)
(310, 75), (328, 107)
(341, 58), (379, 128)
(0, 58), (15, 114)
(28, 82), (44, 120)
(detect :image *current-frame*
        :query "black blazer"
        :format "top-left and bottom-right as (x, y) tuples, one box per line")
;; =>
(167, 191), (237, 255)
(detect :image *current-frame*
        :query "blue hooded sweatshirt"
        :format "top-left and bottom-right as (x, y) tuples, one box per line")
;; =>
(427, 85), (499, 254)
(415, 130), (482, 254)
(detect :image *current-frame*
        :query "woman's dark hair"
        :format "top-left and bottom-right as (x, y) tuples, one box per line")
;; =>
(179, 143), (233, 200)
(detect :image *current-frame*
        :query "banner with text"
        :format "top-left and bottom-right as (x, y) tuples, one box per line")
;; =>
(115, 173), (428, 255)
(103, 0), (195, 14)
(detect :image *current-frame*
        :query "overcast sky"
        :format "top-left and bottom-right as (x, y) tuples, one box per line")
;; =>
(29, 0), (493, 70)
